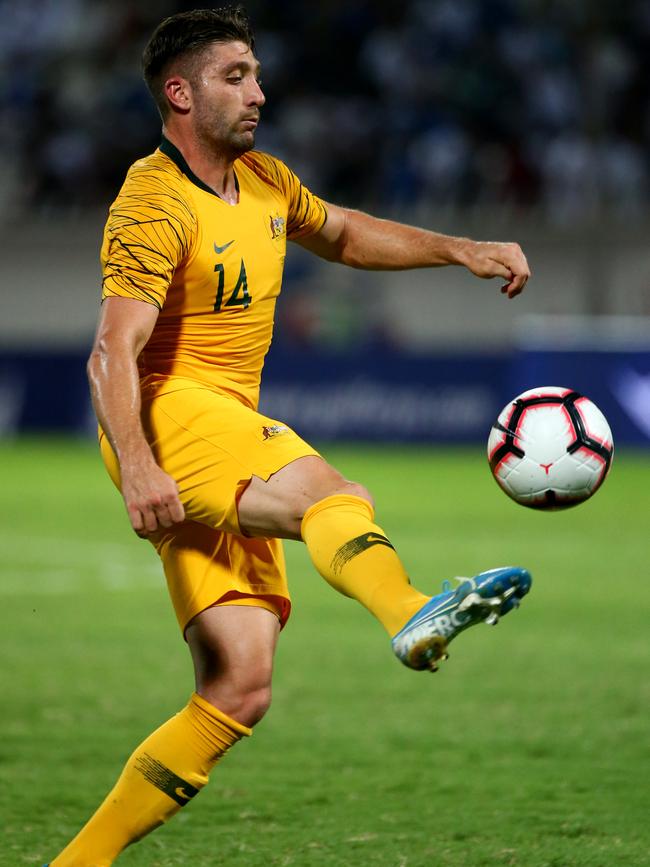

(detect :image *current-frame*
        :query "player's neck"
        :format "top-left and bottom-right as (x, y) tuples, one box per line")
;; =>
(162, 128), (240, 205)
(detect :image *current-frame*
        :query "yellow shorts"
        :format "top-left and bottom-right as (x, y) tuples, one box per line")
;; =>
(99, 377), (320, 633)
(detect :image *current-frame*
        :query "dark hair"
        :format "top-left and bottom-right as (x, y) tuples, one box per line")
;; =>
(142, 6), (255, 117)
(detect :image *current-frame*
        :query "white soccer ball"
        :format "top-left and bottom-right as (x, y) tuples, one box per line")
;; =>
(487, 386), (614, 509)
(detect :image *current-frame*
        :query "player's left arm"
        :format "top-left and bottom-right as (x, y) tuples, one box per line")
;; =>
(295, 202), (530, 299)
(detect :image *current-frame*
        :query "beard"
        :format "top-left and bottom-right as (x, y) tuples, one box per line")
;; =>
(226, 128), (256, 155)
(194, 106), (258, 159)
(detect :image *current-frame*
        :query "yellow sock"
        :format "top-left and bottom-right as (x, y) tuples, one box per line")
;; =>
(301, 494), (429, 635)
(51, 693), (251, 867)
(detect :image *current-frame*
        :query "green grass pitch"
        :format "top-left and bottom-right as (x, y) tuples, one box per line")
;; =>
(1, 438), (649, 867)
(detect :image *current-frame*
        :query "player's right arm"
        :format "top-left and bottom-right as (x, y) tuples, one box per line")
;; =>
(297, 203), (530, 299)
(87, 297), (185, 535)
(94, 152), (196, 534)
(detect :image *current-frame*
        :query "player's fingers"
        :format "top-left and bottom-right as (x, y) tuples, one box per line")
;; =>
(486, 260), (514, 281)
(127, 504), (150, 537)
(497, 256), (530, 299)
(128, 507), (143, 530)
(500, 281), (522, 299)
(501, 247), (531, 281)
(153, 502), (175, 528)
(141, 505), (160, 534)
(167, 497), (185, 523)
(505, 271), (529, 298)
(154, 497), (185, 528)
(514, 247), (531, 278)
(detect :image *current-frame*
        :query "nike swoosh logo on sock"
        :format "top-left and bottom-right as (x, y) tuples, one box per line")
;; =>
(331, 532), (395, 575)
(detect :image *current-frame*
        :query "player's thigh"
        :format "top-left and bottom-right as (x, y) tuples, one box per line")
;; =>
(185, 604), (281, 727)
(186, 604), (280, 697)
(238, 454), (373, 539)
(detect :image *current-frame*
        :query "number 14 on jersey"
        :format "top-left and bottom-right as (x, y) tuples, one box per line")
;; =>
(213, 259), (252, 311)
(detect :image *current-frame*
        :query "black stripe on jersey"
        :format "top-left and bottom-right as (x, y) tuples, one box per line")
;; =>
(102, 275), (162, 308)
(111, 229), (177, 271)
(160, 136), (239, 197)
(115, 212), (192, 253)
(102, 155), (200, 306)
(103, 218), (185, 308)
(288, 180), (322, 235)
(296, 182), (308, 225)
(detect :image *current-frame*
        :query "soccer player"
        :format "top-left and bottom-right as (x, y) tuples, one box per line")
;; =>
(47, 7), (532, 865)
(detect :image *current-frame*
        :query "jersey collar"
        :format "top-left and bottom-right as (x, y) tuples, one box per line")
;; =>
(159, 136), (240, 198)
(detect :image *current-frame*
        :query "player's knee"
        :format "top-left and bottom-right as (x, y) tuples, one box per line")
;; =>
(201, 682), (272, 729)
(341, 480), (374, 508)
(230, 685), (273, 728)
(305, 479), (374, 514)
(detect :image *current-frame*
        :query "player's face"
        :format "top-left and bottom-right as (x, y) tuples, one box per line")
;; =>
(191, 41), (265, 156)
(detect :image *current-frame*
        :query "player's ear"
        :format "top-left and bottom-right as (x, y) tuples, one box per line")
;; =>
(164, 76), (192, 114)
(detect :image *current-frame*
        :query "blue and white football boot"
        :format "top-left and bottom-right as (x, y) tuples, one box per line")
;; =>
(392, 566), (532, 672)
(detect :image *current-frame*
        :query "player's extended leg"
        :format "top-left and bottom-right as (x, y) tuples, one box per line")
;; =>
(238, 455), (531, 672)
(239, 455), (430, 635)
(49, 606), (278, 867)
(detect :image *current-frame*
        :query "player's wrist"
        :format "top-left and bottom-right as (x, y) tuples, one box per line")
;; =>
(115, 438), (157, 472)
(445, 236), (476, 268)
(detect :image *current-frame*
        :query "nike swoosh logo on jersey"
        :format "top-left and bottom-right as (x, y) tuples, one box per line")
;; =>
(214, 240), (235, 254)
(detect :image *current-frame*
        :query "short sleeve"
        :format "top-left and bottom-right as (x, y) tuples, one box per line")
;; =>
(101, 156), (197, 309)
(281, 163), (328, 239)
(247, 153), (328, 240)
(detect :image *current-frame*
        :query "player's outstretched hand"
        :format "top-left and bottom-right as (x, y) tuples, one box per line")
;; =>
(458, 240), (531, 298)
(120, 460), (185, 536)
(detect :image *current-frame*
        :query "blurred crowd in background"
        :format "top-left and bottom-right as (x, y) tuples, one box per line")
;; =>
(2, 0), (649, 225)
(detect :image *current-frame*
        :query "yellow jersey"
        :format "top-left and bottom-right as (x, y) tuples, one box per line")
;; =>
(101, 137), (327, 409)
